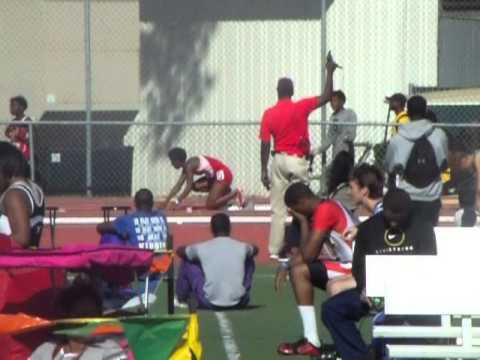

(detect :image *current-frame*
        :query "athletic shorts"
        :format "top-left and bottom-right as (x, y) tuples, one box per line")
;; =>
(308, 260), (352, 290)
(213, 166), (233, 187)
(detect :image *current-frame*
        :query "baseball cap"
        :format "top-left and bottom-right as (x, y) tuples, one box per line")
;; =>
(384, 93), (407, 105)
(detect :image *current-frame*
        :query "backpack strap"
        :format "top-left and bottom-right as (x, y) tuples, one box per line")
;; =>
(330, 182), (350, 199)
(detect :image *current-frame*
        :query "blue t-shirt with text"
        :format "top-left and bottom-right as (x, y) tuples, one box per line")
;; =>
(113, 210), (168, 251)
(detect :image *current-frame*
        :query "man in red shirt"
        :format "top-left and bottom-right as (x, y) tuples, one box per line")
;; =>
(276, 182), (356, 357)
(259, 56), (337, 258)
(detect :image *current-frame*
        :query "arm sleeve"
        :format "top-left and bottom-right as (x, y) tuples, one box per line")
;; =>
(259, 112), (271, 142)
(415, 224), (437, 255)
(185, 245), (199, 261)
(352, 225), (367, 291)
(323, 124), (334, 150)
(438, 129), (449, 168)
(112, 215), (130, 237)
(298, 97), (320, 115)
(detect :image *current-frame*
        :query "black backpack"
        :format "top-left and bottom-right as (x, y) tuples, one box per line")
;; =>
(404, 135), (440, 188)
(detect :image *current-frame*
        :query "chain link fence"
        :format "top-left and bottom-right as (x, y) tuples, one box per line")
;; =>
(1, 0), (479, 198)
(1, 120), (478, 199)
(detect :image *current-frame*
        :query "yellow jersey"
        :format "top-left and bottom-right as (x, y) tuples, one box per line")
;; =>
(391, 111), (409, 136)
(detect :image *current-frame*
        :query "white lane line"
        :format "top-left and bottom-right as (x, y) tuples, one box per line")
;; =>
(254, 274), (276, 279)
(215, 311), (241, 360)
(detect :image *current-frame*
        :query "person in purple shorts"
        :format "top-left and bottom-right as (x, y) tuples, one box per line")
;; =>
(176, 213), (258, 310)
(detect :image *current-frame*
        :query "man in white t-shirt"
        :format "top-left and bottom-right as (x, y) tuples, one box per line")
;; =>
(176, 213), (258, 309)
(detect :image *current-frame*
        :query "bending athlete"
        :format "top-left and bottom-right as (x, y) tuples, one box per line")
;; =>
(163, 147), (244, 210)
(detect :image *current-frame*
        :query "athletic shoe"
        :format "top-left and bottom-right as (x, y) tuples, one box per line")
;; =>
(269, 254), (279, 260)
(277, 338), (322, 356)
(236, 188), (246, 208)
(174, 297), (188, 309)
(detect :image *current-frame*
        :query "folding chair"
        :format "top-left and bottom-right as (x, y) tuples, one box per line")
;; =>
(46, 206), (59, 249)
(99, 205), (175, 315)
(101, 206), (131, 223)
(121, 236), (175, 315)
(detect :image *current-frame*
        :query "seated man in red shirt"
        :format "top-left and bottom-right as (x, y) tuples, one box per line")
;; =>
(163, 147), (244, 210)
(276, 182), (357, 357)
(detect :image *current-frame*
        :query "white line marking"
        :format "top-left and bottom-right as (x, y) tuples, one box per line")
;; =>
(44, 216), (458, 225)
(254, 274), (276, 279)
(215, 312), (241, 360)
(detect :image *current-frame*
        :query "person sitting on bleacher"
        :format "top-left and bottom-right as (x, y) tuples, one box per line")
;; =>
(97, 189), (169, 251)
(321, 189), (437, 360)
(176, 213), (258, 310)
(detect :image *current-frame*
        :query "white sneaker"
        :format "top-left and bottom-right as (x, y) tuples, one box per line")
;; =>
(174, 297), (188, 309)
(269, 254), (279, 260)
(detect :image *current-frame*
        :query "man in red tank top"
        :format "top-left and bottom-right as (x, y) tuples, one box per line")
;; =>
(162, 147), (245, 210)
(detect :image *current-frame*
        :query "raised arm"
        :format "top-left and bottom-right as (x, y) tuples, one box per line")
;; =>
(289, 209), (327, 264)
(317, 55), (338, 108)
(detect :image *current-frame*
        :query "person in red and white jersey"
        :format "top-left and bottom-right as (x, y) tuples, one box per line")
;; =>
(276, 182), (358, 357)
(326, 163), (385, 299)
(163, 147), (244, 210)
(5, 96), (31, 161)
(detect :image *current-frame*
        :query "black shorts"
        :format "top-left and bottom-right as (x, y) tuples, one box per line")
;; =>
(307, 260), (329, 290)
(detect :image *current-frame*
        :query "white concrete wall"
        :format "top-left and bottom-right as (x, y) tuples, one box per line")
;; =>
(130, 0), (439, 197)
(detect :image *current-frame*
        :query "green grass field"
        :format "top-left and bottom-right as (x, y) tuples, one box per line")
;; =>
(153, 265), (372, 359)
